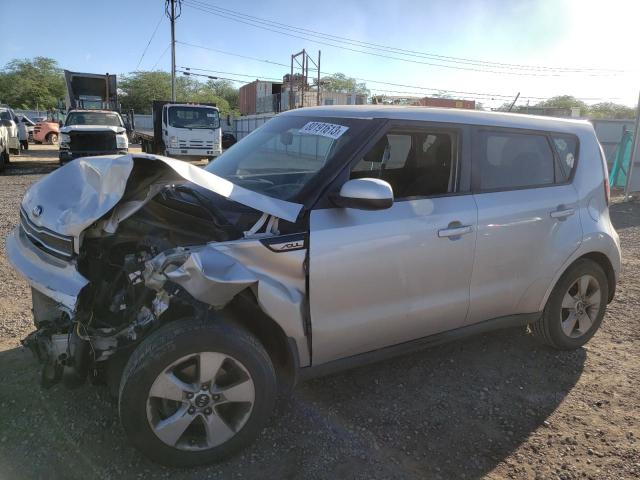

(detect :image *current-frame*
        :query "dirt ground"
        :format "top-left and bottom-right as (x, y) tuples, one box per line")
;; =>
(0, 145), (638, 480)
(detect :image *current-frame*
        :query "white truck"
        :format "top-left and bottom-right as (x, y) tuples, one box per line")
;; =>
(133, 101), (222, 161)
(58, 70), (128, 165)
(0, 105), (20, 155)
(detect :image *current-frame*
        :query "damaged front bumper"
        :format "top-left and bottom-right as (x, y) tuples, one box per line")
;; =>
(6, 226), (87, 313)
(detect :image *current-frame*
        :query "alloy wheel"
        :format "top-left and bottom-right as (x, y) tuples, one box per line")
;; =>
(146, 352), (255, 451)
(560, 274), (602, 338)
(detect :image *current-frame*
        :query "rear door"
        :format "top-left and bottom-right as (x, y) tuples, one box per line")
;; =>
(468, 128), (582, 323)
(309, 123), (478, 365)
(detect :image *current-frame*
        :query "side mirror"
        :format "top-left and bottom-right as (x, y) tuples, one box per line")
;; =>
(0, 120), (12, 127)
(332, 178), (394, 210)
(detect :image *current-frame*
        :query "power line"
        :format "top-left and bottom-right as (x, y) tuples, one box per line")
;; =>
(185, 0), (627, 74)
(136, 12), (165, 70)
(181, 0), (626, 77)
(177, 43), (623, 102)
(180, 66), (281, 82)
(151, 43), (171, 70)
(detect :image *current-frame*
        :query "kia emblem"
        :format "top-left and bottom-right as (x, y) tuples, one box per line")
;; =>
(32, 205), (43, 217)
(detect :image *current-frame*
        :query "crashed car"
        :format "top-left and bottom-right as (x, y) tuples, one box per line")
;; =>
(7, 106), (620, 466)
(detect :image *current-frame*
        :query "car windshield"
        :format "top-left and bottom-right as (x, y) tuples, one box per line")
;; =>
(205, 115), (372, 201)
(65, 112), (123, 127)
(0, 110), (11, 121)
(168, 106), (219, 129)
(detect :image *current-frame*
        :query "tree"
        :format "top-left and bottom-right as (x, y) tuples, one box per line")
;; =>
(588, 102), (635, 120)
(0, 57), (65, 109)
(119, 72), (238, 116)
(318, 73), (369, 95)
(534, 95), (589, 116)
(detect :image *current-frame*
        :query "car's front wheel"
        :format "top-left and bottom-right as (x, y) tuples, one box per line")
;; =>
(531, 259), (608, 349)
(119, 318), (277, 466)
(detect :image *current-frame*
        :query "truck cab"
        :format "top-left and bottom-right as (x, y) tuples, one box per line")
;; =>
(139, 102), (222, 160)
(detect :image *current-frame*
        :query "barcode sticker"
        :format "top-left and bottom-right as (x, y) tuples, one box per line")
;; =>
(299, 122), (349, 139)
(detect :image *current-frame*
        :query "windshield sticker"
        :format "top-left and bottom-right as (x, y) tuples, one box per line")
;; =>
(299, 122), (349, 139)
(206, 113), (216, 117)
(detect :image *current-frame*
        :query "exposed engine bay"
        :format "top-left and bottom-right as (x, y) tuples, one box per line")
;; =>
(13, 154), (308, 390)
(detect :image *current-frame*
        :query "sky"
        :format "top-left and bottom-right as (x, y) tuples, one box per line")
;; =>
(1, 0), (639, 110)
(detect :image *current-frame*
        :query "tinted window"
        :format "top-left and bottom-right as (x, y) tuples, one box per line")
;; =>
(351, 129), (457, 198)
(478, 131), (554, 190)
(551, 134), (578, 183)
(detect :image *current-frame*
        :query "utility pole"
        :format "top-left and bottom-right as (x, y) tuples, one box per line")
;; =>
(624, 89), (640, 200)
(166, 0), (181, 102)
(317, 50), (321, 106)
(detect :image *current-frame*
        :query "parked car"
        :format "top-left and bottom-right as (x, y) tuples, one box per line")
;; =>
(222, 131), (237, 149)
(6, 106), (620, 466)
(33, 118), (60, 145)
(16, 114), (36, 142)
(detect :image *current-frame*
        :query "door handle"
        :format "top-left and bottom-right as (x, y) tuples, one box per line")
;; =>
(438, 225), (473, 238)
(550, 208), (575, 219)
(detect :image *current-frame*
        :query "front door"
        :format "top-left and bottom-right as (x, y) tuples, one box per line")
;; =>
(309, 125), (477, 365)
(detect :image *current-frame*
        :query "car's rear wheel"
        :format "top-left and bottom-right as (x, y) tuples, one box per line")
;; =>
(47, 133), (58, 144)
(119, 318), (277, 467)
(531, 259), (608, 349)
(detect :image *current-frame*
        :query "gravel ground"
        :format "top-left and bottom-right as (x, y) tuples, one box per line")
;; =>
(0, 145), (638, 480)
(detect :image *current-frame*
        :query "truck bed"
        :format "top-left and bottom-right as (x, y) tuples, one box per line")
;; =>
(136, 129), (154, 140)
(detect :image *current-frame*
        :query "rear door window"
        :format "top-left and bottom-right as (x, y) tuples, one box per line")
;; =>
(476, 131), (555, 191)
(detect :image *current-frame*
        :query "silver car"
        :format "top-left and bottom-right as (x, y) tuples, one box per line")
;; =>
(6, 106), (621, 466)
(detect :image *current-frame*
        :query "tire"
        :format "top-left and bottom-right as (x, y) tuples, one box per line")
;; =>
(0, 149), (7, 173)
(531, 259), (608, 350)
(119, 318), (277, 467)
(47, 133), (58, 144)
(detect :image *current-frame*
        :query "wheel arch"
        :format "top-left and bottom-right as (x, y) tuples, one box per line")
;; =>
(538, 251), (616, 312)
(222, 291), (300, 393)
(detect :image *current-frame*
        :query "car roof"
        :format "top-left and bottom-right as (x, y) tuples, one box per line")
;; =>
(281, 105), (593, 135)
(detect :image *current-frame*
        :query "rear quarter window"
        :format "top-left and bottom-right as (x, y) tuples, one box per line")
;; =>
(551, 134), (578, 183)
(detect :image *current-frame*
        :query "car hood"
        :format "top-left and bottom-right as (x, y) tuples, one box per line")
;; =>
(60, 125), (126, 134)
(20, 154), (303, 252)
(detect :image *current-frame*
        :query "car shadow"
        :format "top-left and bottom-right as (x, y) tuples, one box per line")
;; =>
(0, 327), (585, 480)
(3, 148), (59, 176)
(609, 200), (640, 230)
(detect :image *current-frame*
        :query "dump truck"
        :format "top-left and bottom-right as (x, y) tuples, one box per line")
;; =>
(58, 70), (128, 164)
(133, 101), (222, 161)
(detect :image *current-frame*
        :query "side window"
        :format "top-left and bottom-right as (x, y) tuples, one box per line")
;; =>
(478, 131), (554, 191)
(351, 128), (457, 198)
(551, 134), (578, 183)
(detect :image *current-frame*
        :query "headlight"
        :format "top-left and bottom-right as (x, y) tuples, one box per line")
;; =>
(169, 136), (178, 148)
(59, 133), (70, 147)
(116, 134), (128, 149)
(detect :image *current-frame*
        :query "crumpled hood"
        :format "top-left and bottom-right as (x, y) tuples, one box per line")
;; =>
(60, 125), (126, 134)
(20, 154), (303, 252)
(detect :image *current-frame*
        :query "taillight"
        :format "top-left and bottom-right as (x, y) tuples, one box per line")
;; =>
(604, 177), (611, 206)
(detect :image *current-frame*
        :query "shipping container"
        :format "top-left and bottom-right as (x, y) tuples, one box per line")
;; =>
(239, 81), (283, 115)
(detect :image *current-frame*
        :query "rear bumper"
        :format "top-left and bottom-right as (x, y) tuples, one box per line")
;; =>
(59, 148), (128, 161)
(165, 146), (222, 157)
(5, 227), (88, 313)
